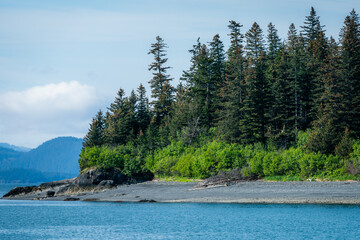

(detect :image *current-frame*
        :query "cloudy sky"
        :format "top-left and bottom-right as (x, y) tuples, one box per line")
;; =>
(0, 0), (359, 148)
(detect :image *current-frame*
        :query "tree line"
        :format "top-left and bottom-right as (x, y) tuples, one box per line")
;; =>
(80, 8), (360, 179)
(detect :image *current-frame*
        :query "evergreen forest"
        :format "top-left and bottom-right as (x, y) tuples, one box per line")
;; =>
(80, 8), (360, 181)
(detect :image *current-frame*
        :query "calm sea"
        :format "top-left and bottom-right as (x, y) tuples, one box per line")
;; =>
(1, 184), (360, 240)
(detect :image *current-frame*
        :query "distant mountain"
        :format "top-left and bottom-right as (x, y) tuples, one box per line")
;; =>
(0, 137), (82, 183)
(0, 168), (76, 184)
(16, 137), (82, 174)
(0, 147), (24, 162)
(0, 143), (31, 152)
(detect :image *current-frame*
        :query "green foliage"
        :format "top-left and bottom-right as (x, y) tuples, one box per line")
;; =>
(83, 110), (105, 148)
(347, 141), (360, 175)
(148, 36), (174, 126)
(80, 8), (360, 182)
(79, 144), (150, 178)
(142, 137), (358, 180)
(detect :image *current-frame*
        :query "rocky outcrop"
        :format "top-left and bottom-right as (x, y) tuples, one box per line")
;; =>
(73, 168), (127, 188)
(3, 186), (39, 197)
(2, 167), (154, 199)
(39, 178), (75, 189)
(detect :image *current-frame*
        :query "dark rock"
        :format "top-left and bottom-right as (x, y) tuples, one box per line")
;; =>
(93, 180), (115, 192)
(40, 178), (75, 189)
(98, 180), (114, 187)
(64, 197), (80, 201)
(3, 167), (154, 198)
(82, 198), (99, 202)
(198, 168), (256, 188)
(138, 199), (156, 202)
(55, 184), (71, 195)
(2, 186), (38, 198)
(73, 168), (127, 188)
(127, 170), (154, 183)
(46, 191), (55, 197)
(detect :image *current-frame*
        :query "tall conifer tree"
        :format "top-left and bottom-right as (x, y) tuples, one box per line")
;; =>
(219, 20), (245, 143)
(301, 7), (325, 44)
(242, 22), (270, 144)
(340, 9), (360, 138)
(182, 38), (215, 129)
(105, 89), (137, 145)
(307, 38), (344, 154)
(136, 84), (151, 135)
(208, 34), (226, 124)
(301, 7), (327, 125)
(148, 36), (174, 126)
(267, 22), (281, 59)
(83, 110), (105, 148)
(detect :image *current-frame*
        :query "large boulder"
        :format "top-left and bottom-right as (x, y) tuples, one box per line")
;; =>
(73, 168), (127, 188)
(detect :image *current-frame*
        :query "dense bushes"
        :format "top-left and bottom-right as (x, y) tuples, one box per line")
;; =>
(145, 139), (354, 179)
(79, 133), (360, 180)
(79, 144), (150, 178)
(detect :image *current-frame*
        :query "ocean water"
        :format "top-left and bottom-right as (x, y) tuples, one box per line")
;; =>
(1, 185), (360, 240)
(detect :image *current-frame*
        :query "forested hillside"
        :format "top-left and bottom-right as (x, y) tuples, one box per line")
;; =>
(80, 8), (360, 180)
(0, 137), (82, 183)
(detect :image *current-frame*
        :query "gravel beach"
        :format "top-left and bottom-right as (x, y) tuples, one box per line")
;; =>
(3, 180), (360, 204)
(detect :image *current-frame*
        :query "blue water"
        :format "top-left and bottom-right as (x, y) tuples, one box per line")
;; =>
(1, 185), (360, 240)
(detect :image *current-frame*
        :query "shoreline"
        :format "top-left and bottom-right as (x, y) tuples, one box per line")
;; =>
(2, 180), (360, 205)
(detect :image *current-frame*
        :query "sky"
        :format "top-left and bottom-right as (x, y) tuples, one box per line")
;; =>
(0, 0), (359, 148)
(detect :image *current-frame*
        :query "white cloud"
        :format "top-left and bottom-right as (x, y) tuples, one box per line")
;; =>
(0, 81), (101, 148)
(0, 81), (97, 114)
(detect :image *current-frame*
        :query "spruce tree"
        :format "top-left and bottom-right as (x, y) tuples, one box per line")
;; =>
(108, 88), (126, 114)
(265, 23), (281, 136)
(208, 34), (226, 124)
(308, 30), (329, 115)
(340, 9), (360, 138)
(301, 7), (325, 44)
(245, 22), (265, 58)
(183, 38), (214, 129)
(270, 46), (296, 148)
(286, 24), (301, 132)
(105, 89), (137, 145)
(242, 22), (270, 144)
(83, 110), (105, 148)
(148, 36), (174, 126)
(218, 20), (245, 143)
(267, 22), (281, 59)
(136, 84), (151, 135)
(129, 90), (139, 136)
(307, 38), (344, 154)
(301, 7), (327, 126)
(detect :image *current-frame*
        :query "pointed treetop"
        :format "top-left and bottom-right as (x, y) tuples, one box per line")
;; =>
(245, 22), (265, 59)
(287, 23), (298, 47)
(228, 20), (244, 45)
(301, 6), (325, 43)
(267, 22), (281, 58)
(109, 88), (126, 114)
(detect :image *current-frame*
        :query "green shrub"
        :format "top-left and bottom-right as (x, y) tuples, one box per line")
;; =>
(347, 141), (360, 175)
(81, 136), (353, 180)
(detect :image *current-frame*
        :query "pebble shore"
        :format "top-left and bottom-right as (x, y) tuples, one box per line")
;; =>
(3, 180), (360, 204)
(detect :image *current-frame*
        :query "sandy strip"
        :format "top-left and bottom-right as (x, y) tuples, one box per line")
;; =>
(3, 181), (360, 204)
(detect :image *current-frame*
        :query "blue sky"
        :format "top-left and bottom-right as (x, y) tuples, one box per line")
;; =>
(0, 0), (359, 148)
